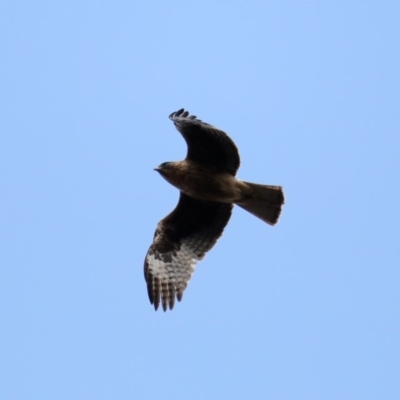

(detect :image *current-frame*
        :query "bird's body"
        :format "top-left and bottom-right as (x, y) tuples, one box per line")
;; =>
(144, 109), (284, 311)
(156, 160), (243, 203)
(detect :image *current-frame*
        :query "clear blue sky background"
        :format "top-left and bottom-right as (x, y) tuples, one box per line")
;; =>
(1, 1), (399, 399)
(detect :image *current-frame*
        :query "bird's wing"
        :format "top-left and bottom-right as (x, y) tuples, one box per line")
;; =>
(144, 193), (232, 311)
(169, 109), (240, 176)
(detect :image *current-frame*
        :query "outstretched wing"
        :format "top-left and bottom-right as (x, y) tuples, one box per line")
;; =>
(144, 193), (233, 311)
(169, 109), (240, 176)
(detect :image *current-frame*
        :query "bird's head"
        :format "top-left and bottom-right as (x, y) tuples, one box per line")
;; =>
(154, 162), (179, 181)
(154, 161), (183, 188)
(154, 162), (174, 174)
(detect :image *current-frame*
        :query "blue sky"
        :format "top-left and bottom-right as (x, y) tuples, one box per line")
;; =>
(1, 1), (399, 399)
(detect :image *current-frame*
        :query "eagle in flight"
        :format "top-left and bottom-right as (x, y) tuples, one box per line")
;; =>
(144, 109), (284, 311)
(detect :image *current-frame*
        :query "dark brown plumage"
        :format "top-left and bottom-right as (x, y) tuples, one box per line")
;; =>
(144, 109), (284, 311)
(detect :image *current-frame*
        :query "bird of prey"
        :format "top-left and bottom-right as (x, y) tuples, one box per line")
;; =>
(144, 109), (284, 311)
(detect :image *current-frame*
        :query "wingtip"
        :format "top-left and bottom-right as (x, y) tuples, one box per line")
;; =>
(146, 275), (176, 312)
(169, 108), (198, 122)
(169, 108), (185, 120)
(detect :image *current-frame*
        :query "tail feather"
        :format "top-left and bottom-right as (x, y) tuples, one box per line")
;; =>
(236, 181), (284, 225)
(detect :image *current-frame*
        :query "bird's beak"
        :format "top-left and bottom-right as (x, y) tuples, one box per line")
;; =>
(154, 167), (161, 172)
